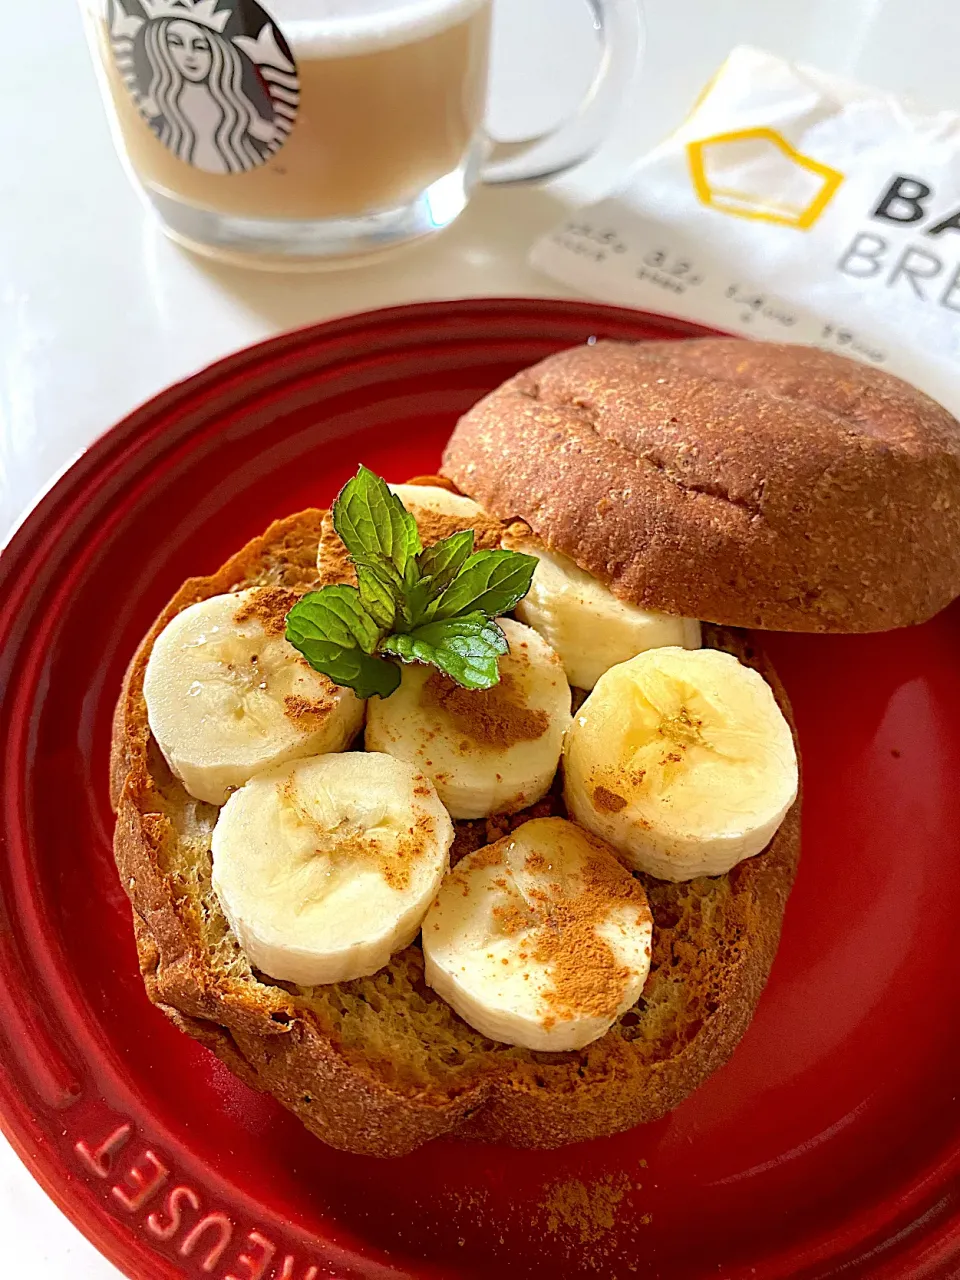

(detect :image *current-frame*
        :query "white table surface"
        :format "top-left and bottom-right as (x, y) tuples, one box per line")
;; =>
(2, 0), (957, 1273)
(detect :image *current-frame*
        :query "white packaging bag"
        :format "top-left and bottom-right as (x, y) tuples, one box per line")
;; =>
(531, 46), (960, 415)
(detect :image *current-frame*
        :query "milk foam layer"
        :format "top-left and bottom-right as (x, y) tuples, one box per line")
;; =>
(268, 0), (486, 58)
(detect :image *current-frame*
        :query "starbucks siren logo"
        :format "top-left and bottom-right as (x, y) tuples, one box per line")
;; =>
(108, 0), (299, 174)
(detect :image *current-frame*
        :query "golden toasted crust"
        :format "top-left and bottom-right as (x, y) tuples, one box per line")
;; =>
(111, 509), (800, 1156)
(441, 339), (960, 632)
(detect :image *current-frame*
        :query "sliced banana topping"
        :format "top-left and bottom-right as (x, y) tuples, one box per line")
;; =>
(212, 752), (452, 986)
(564, 646), (798, 881)
(422, 817), (653, 1051)
(389, 483), (505, 550)
(144, 588), (364, 805)
(388, 483), (486, 523)
(365, 618), (571, 819)
(502, 528), (701, 689)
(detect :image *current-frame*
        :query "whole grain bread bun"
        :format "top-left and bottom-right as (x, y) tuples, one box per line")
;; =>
(441, 338), (960, 632)
(111, 507), (800, 1157)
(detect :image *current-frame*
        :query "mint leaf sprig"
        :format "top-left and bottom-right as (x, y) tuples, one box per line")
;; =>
(285, 467), (536, 698)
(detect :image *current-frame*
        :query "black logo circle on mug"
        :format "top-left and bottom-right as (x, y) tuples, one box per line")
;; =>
(107, 0), (299, 174)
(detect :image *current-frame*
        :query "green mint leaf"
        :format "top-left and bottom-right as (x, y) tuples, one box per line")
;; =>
(286, 586), (384, 655)
(399, 576), (437, 630)
(332, 466), (421, 576)
(416, 530), (474, 596)
(354, 552), (404, 596)
(432, 549), (538, 623)
(382, 613), (508, 690)
(286, 589), (398, 698)
(285, 634), (401, 700)
(355, 563), (397, 631)
(286, 472), (537, 697)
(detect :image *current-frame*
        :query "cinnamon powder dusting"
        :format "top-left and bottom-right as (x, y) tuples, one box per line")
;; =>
(532, 842), (649, 1024)
(422, 672), (548, 749)
(412, 507), (503, 551)
(234, 587), (300, 636)
(593, 785), (627, 813)
(540, 1172), (634, 1245)
(317, 513), (357, 588)
(466, 823), (651, 1024)
(471, 841), (505, 871)
(279, 779), (433, 891)
(449, 837), (503, 894)
(379, 813), (436, 890)
(491, 902), (534, 936)
(283, 692), (335, 728)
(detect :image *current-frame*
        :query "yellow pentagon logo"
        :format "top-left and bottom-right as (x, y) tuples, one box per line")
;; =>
(687, 127), (844, 230)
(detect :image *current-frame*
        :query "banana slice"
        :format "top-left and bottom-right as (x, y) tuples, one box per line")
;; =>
(212, 752), (452, 986)
(422, 817), (653, 1051)
(390, 483), (505, 551)
(564, 646), (798, 881)
(502, 528), (701, 689)
(144, 588), (364, 806)
(388, 483), (486, 524)
(365, 618), (571, 819)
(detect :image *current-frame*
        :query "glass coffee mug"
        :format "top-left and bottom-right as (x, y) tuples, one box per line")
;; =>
(81, 0), (641, 267)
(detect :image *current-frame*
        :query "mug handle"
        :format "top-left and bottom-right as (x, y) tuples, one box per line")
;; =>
(481, 0), (643, 184)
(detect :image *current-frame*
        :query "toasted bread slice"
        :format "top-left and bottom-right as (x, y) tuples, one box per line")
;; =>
(111, 508), (801, 1157)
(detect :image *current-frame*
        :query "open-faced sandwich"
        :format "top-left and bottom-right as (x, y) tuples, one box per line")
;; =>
(110, 338), (960, 1157)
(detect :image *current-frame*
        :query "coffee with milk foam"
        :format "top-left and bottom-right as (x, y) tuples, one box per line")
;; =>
(273, 0), (487, 55)
(102, 0), (491, 220)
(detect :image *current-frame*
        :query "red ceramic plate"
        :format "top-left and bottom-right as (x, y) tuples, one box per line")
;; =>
(0, 299), (958, 1280)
